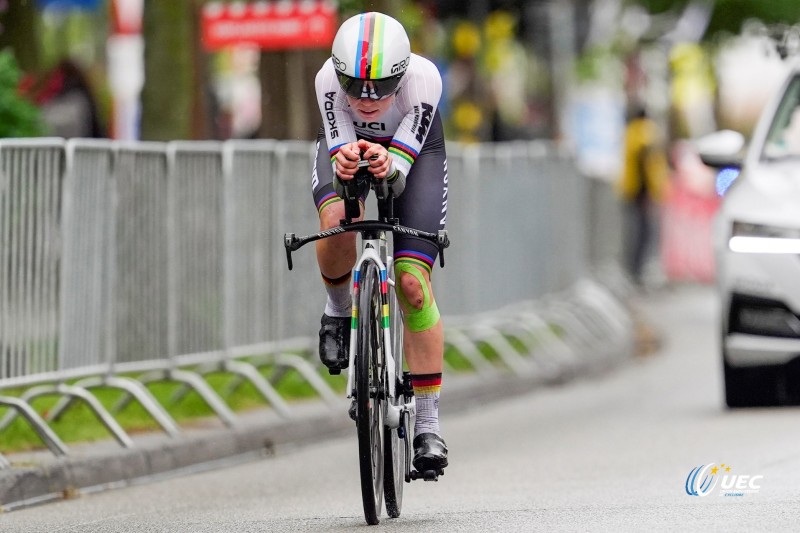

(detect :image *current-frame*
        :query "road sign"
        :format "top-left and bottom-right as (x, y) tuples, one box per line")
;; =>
(202, 1), (337, 51)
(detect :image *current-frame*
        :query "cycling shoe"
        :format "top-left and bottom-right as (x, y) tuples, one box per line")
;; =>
(412, 433), (448, 471)
(318, 314), (350, 374)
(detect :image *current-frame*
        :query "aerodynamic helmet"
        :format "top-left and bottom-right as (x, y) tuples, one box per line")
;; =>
(331, 12), (411, 100)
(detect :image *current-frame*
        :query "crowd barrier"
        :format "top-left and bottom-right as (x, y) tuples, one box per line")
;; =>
(0, 137), (628, 464)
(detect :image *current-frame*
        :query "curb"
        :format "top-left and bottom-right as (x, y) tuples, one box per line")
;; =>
(0, 401), (352, 511)
(0, 275), (640, 512)
(0, 360), (623, 512)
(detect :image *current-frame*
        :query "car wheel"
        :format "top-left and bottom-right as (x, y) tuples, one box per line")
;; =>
(723, 356), (781, 408)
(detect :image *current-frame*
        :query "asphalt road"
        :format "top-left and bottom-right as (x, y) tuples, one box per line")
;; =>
(3, 285), (799, 532)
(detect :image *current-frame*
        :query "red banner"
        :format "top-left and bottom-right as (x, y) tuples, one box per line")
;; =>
(660, 182), (720, 284)
(202, 1), (338, 51)
(660, 142), (721, 284)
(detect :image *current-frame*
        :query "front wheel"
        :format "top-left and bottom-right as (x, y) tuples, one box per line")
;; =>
(355, 263), (384, 525)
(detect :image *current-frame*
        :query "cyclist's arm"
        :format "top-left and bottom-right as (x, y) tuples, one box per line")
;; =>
(388, 55), (443, 181)
(315, 60), (359, 180)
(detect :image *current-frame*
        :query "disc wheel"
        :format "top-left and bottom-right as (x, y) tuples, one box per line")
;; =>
(355, 263), (384, 525)
(383, 279), (406, 518)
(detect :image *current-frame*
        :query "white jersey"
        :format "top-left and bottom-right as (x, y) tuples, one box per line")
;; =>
(314, 53), (443, 178)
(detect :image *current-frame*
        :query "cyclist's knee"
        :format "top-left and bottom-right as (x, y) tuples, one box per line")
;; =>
(319, 201), (345, 230)
(394, 261), (440, 332)
(398, 271), (425, 309)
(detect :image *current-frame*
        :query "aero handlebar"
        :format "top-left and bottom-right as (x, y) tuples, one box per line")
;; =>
(284, 159), (449, 271)
(284, 222), (449, 271)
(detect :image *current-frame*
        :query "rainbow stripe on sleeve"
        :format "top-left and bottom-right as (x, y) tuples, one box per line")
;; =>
(329, 143), (345, 164)
(388, 139), (418, 166)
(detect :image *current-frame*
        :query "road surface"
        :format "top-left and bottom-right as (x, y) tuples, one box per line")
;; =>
(3, 285), (799, 532)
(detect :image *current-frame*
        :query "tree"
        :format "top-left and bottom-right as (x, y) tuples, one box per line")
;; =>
(140, 0), (211, 141)
(630, 0), (800, 39)
(0, 0), (41, 74)
(0, 50), (43, 137)
(706, 0), (800, 37)
(258, 49), (329, 140)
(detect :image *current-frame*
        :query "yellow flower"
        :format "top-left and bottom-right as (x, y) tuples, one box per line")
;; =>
(452, 21), (481, 59)
(484, 11), (515, 42)
(452, 101), (483, 133)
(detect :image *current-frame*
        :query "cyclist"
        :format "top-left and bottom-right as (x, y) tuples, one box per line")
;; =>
(312, 12), (448, 474)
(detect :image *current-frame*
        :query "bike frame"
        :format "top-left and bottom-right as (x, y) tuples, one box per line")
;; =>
(284, 168), (449, 496)
(345, 234), (410, 431)
(284, 168), (450, 523)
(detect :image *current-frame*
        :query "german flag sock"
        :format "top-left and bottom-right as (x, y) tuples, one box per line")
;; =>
(411, 373), (441, 437)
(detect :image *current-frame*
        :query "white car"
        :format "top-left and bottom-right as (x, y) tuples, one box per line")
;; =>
(699, 58), (800, 407)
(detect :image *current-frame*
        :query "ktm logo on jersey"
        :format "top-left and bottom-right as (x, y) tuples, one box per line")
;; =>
(415, 103), (434, 143)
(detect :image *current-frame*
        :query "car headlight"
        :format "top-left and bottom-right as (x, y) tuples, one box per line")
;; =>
(728, 221), (800, 253)
(716, 167), (740, 196)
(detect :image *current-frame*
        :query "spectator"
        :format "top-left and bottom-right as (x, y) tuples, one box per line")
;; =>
(617, 105), (669, 286)
(23, 59), (105, 138)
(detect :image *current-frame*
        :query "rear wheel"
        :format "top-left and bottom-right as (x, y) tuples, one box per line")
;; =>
(355, 263), (384, 525)
(383, 279), (406, 518)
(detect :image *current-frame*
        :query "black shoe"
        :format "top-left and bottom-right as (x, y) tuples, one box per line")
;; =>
(318, 314), (350, 374)
(412, 433), (448, 472)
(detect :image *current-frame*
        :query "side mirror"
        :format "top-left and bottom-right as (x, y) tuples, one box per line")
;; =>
(694, 130), (746, 169)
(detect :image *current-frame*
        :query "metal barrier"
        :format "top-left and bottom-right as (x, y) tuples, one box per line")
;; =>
(0, 137), (630, 463)
(0, 139), (64, 383)
(436, 141), (588, 312)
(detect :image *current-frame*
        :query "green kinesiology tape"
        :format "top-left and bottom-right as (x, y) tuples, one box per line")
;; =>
(394, 261), (440, 332)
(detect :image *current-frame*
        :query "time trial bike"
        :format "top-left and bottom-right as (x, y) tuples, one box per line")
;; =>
(284, 160), (449, 525)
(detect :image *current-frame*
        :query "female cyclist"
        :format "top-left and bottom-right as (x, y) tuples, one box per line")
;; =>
(311, 12), (449, 473)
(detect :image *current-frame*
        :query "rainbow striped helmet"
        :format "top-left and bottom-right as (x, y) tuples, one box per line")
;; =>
(331, 12), (410, 100)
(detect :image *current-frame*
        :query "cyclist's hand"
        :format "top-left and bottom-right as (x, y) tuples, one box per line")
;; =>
(335, 142), (361, 180)
(357, 139), (392, 179)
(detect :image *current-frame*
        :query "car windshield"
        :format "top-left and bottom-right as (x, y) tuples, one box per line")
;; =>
(763, 75), (800, 161)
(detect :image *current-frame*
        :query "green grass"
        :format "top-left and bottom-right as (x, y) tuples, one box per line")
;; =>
(505, 334), (530, 354)
(550, 323), (566, 338)
(476, 341), (501, 364)
(0, 324), (555, 454)
(443, 345), (473, 372)
(0, 362), (347, 454)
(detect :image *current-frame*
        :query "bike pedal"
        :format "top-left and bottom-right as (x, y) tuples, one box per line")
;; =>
(409, 469), (443, 482)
